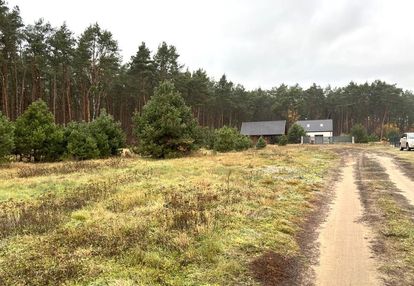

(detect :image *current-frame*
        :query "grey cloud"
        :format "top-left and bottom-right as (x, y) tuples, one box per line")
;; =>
(8, 0), (414, 91)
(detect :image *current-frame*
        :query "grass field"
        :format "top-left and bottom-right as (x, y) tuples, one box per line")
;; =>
(0, 146), (337, 285)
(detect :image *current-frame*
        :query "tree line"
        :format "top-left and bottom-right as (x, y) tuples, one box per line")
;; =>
(0, 82), (252, 161)
(1, 1), (414, 142)
(0, 80), (380, 162)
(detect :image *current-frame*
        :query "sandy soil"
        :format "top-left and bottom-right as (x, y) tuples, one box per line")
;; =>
(314, 155), (380, 286)
(369, 154), (414, 207)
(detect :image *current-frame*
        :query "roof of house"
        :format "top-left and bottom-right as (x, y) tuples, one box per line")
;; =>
(296, 119), (333, 132)
(241, 121), (286, 136)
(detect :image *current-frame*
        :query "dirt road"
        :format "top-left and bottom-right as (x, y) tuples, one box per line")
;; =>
(368, 154), (414, 206)
(312, 148), (414, 286)
(314, 155), (380, 286)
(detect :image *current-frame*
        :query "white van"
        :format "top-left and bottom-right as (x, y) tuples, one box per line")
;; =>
(400, 133), (414, 151)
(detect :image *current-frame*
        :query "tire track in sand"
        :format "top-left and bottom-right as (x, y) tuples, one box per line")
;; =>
(314, 155), (380, 286)
(368, 154), (414, 207)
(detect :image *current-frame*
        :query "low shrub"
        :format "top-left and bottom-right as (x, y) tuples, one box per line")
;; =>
(256, 136), (267, 149)
(350, 123), (368, 143)
(367, 134), (380, 142)
(278, 135), (288, 146)
(194, 126), (215, 149)
(213, 126), (251, 152)
(235, 135), (253, 151)
(64, 122), (100, 160)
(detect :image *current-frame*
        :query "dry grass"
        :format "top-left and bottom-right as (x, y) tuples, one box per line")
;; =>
(356, 155), (414, 285)
(0, 145), (336, 285)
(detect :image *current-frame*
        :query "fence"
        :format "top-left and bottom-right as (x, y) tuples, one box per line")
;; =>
(301, 135), (354, 144)
(389, 136), (400, 147)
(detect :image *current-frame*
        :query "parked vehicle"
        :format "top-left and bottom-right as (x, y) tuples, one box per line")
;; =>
(400, 133), (414, 150)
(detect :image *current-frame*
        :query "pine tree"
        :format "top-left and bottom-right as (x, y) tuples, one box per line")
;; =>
(128, 42), (156, 112)
(14, 99), (63, 161)
(287, 123), (306, 143)
(48, 23), (75, 124)
(89, 109), (125, 157)
(256, 136), (266, 149)
(0, 1), (24, 119)
(64, 121), (99, 160)
(0, 111), (14, 159)
(153, 42), (182, 82)
(278, 135), (288, 146)
(133, 81), (197, 158)
(75, 23), (120, 121)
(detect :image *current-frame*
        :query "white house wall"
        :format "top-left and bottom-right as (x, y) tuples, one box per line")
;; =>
(306, 132), (333, 137)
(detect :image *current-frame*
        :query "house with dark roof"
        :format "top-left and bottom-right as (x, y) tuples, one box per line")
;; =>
(240, 120), (286, 143)
(295, 119), (333, 144)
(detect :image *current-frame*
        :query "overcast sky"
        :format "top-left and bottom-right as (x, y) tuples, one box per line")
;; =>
(6, 0), (414, 90)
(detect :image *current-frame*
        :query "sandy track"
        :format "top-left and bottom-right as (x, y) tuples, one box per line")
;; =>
(314, 156), (380, 286)
(369, 154), (414, 206)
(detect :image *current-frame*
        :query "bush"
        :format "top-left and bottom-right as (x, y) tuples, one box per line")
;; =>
(14, 100), (64, 161)
(194, 126), (215, 149)
(383, 123), (400, 141)
(213, 126), (236, 152)
(367, 134), (379, 142)
(44, 126), (65, 161)
(350, 123), (368, 143)
(235, 134), (252, 151)
(213, 126), (251, 152)
(287, 124), (306, 143)
(64, 122), (100, 160)
(278, 135), (288, 146)
(0, 112), (14, 160)
(89, 110), (126, 157)
(133, 81), (198, 158)
(256, 136), (266, 149)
